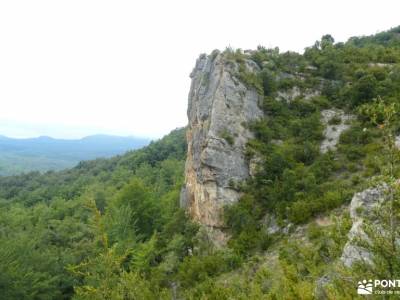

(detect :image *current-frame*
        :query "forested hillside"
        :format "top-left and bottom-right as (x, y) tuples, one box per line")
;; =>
(2, 26), (400, 299)
(0, 135), (149, 176)
(0, 129), (191, 299)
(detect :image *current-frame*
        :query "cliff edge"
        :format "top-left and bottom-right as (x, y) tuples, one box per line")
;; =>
(180, 50), (263, 240)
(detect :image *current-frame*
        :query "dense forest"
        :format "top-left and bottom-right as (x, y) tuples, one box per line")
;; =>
(2, 26), (400, 299)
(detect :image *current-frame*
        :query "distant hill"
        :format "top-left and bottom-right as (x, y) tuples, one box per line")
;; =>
(0, 134), (150, 175)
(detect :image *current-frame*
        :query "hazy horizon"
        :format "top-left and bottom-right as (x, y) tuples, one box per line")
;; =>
(0, 130), (152, 141)
(1, 0), (399, 139)
(0, 119), (155, 140)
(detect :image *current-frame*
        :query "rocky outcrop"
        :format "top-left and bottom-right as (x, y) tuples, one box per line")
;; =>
(181, 51), (263, 239)
(396, 135), (400, 148)
(320, 109), (354, 153)
(341, 187), (385, 267)
(277, 86), (320, 102)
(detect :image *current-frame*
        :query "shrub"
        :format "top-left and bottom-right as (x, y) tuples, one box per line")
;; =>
(328, 115), (342, 125)
(228, 230), (271, 255)
(259, 69), (277, 96)
(351, 74), (378, 106)
(224, 195), (261, 234)
(339, 125), (372, 145)
(220, 129), (234, 146)
(311, 95), (331, 109)
(249, 120), (273, 143)
(291, 142), (319, 165)
(177, 251), (241, 288)
(288, 200), (313, 224)
(290, 99), (318, 117)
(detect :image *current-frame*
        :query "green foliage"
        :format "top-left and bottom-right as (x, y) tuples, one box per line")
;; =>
(225, 32), (400, 248)
(351, 74), (378, 106)
(0, 129), (191, 299)
(238, 66), (263, 94)
(219, 129), (235, 146)
(3, 26), (400, 299)
(0, 135), (149, 176)
(177, 251), (241, 288)
(112, 179), (159, 239)
(328, 115), (341, 125)
(240, 96), (349, 226)
(348, 26), (400, 48)
(326, 99), (400, 297)
(259, 68), (277, 96)
(0, 128), (186, 206)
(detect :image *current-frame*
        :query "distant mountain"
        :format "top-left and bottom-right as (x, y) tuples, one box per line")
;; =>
(0, 134), (150, 175)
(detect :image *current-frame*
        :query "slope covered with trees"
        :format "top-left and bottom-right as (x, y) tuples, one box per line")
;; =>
(2, 26), (400, 299)
(0, 134), (150, 176)
(0, 129), (194, 299)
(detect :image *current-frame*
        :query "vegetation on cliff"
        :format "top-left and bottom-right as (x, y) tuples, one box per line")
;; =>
(225, 26), (400, 249)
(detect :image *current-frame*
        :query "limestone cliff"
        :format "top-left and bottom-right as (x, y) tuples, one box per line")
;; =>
(180, 51), (263, 234)
(341, 186), (385, 267)
(320, 109), (354, 153)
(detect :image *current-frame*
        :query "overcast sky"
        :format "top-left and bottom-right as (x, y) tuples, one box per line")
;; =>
(0, 0), (399, 139)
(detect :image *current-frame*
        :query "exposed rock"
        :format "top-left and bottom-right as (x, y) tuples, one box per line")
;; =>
(341, 187), (385, 267)
(262, 214), (294, 235)
(277, 86), (301, 102)
(179, 186), (189, 209)
(271, 139), (283, 146)
(303, 89), (321, 100)
(396, 135), (400, 148)
(320, 109), (354, 153)
(314, 274), (331, 300)
(276, 86), (320, 102)
(181, 51), (263, 241)
(315, 215), (333, 227)
(306, 65), (318, 71)
(263, 214), (280, 235)
(249, 154), (264, 177)
(368, 63), (393, 68)
(276, 82), (321, 102)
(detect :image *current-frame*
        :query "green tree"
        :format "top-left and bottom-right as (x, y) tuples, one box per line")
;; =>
(354, 99), (400, 278)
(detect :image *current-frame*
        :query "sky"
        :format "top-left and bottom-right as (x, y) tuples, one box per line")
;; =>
(0, 0), (399, 139)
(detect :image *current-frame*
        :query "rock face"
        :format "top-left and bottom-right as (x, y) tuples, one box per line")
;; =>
(277, 86), (320, 102)
(181, 51), (263, 236)
(341, 187), (385, 267)
(396, 135), (400, 148)
(320, 109), (354, 153)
